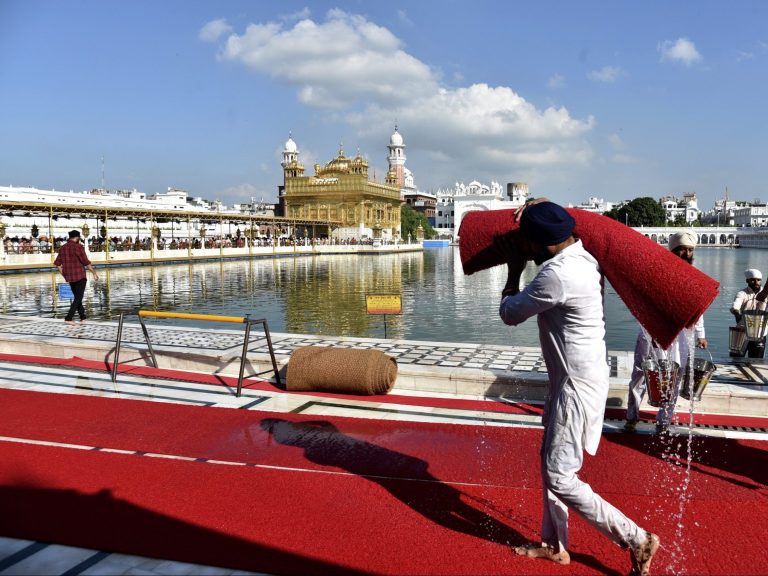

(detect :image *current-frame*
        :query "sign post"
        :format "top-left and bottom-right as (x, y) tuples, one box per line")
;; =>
(366, 294), (402, 338)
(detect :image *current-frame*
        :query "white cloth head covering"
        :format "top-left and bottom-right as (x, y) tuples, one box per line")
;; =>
(668, 231), (697, 251)
(745, 268), (763, 280)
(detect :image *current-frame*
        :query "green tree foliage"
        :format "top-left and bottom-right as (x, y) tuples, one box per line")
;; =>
(401, 205), (436, 239)
(672, 213), (687, 227)
(604, 197), (667, 227)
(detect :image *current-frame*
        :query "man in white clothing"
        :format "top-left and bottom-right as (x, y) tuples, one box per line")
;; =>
(498, 201), (659, 575)
(730, 268), (766, 358)
(624, 231), (707, 435)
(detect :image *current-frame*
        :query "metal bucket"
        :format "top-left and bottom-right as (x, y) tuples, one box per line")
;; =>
(681, 350), (717, 401)
(641, 358), (679, 407)
(729, 325), (747, 355)
(742, 309), (768, 341)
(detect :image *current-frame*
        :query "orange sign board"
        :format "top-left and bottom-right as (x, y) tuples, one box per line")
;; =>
(366, 294), (402, 315)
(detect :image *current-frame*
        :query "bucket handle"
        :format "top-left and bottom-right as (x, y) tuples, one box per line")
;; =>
(693, 346), (715, 367)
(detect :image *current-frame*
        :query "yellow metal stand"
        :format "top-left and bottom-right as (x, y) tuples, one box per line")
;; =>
(111, 310), (281, 396)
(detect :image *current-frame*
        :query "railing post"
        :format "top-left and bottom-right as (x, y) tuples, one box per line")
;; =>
(111, 312), (125, 382)
(138, 312), (159, 368)
(236, 315), (252, 397)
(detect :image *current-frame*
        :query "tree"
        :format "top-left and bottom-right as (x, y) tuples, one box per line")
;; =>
(672, 213), (687, 227)
(401, 205), (436, 239)
(605, 197), (666, 227)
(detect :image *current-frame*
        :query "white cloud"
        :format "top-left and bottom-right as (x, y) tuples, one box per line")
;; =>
(608, 133), (626, 150)
(547, 74), (565, 89)
(207, 11), (595, 186)
(280, 7), (311, 22)
(397, 10), (414, 27)
(199, 19), (232, 43)
(658, 37), (702, 66)
(220, 183), (264, 202)
(588, 65), (623, 83)
(348, 84), (594, 182)
(607, 133), (638, 164)
(217, 10), (437, 109)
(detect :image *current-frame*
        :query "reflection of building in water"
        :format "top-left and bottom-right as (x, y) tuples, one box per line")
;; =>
(435, 181), (529, 241)
(278, 130), (404, 242)
(283, 254), (406, 337)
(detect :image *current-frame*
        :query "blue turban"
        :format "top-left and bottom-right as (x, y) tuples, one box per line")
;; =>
(519, 201), (575, 246)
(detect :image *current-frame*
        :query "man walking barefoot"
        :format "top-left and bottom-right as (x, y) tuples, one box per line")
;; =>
(497, 201), (659, 575)
(54, 229), (99, 324)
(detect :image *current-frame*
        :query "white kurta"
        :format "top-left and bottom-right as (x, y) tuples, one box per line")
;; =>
(732, 286), (763, 316)
(499, 240), (609, 455)
(499, 240), (645, 551)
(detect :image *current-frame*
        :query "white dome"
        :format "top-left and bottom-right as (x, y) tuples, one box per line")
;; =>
(389, 129), (403, 146)
(284, 136), (297, 153)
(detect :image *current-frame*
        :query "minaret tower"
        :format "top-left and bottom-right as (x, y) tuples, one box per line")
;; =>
(385, 125), (406, 189)
(281, 132), (304, 181)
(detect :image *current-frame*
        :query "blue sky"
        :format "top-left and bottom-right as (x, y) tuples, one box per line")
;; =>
(1, 1), (766, 210)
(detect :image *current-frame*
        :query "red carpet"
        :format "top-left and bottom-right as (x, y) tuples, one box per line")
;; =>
(458, 208), (719, 349)
(1, 389), (766, 575)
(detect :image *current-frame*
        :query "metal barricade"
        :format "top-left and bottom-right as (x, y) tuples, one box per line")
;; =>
(111, 310), (281, 396)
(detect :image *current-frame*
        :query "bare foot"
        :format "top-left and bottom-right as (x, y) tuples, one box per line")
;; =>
(514, 544), (570, 565)
(64, 320), (75, 325)
(630, 532), (660, 575)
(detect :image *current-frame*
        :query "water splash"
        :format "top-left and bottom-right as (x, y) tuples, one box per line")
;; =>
(656, 328), (698, 575)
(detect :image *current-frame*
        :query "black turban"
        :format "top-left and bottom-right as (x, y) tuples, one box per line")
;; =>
(519, 201), (575, 246)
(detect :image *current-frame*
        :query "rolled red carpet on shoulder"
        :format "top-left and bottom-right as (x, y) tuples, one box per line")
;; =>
(458, 208), (719, 349)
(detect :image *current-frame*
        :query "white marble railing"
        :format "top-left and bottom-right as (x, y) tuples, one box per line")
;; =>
(633, 226), (739, 247)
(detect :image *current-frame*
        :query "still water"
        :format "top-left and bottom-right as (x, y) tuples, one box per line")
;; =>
(0, 247), (762, 358)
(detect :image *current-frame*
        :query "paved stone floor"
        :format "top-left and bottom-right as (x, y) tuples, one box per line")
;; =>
(3, 315), (768, 382)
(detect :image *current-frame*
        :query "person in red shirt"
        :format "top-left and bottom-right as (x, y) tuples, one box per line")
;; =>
(53, 230), (99, 324)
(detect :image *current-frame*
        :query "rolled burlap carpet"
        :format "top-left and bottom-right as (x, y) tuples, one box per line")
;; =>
(286, 346), (397, 395)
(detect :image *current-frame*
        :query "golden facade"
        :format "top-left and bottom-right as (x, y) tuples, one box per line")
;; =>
(282, 145), (402, 240)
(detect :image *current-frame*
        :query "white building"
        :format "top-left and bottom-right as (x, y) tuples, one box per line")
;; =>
(732, 204), (768, 227)
(0, 185), (271, 241)
(660, 192), (700, 224)
(567, 196), (616, 214)
(435, 181), (529, 241)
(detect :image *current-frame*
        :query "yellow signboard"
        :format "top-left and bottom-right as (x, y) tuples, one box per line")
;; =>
(366, 294), (402, 315)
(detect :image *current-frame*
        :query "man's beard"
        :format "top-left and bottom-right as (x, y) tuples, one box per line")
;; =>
(532, 248), (551, 265)
(679, 253), (694, 264)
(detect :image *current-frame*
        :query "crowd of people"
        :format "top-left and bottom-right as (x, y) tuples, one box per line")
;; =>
(2, 234), (404, 255)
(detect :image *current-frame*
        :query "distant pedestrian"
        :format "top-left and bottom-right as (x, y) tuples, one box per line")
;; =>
(54, 230), (99, 324)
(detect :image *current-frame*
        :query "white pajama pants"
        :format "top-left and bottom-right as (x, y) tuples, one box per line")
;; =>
(540, 384), (646, 552)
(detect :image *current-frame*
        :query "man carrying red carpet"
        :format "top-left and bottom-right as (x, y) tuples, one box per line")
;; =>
(497, 200), (659, 575)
